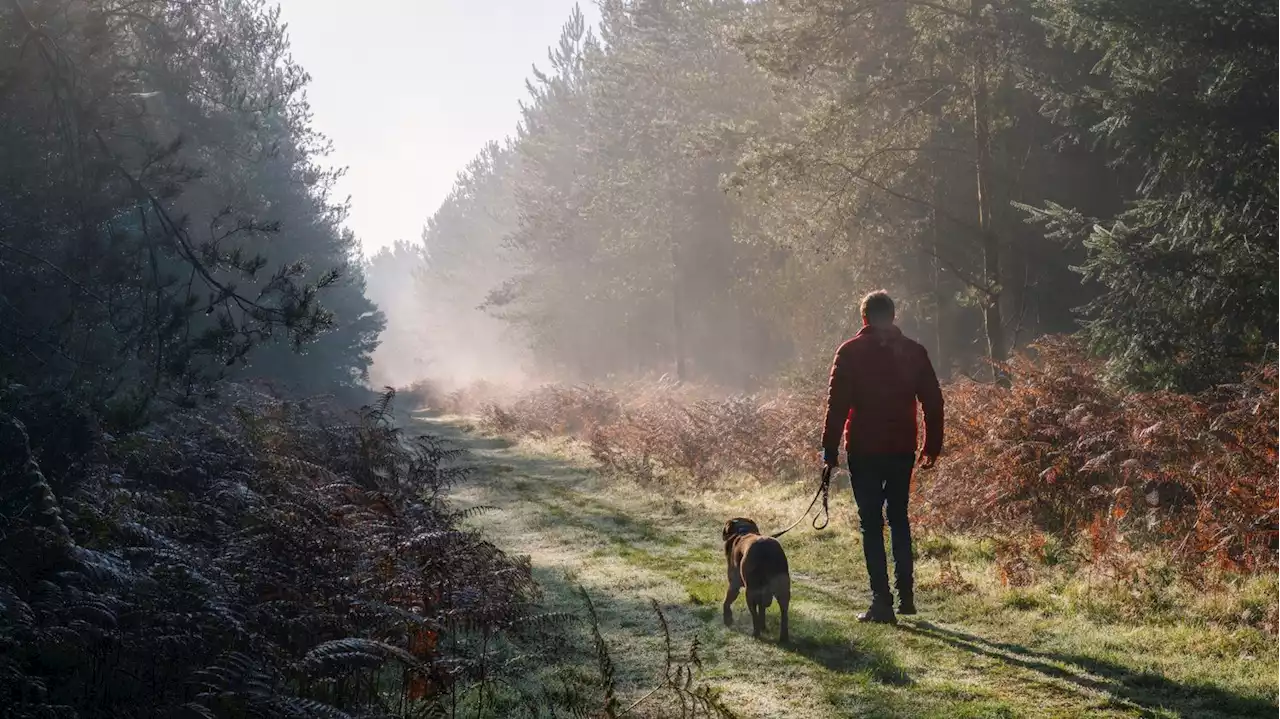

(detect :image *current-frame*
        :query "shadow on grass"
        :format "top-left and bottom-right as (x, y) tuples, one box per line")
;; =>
(427, 419), (916, 691)
(899, 621), (1276, 719)
(776, 618), (912, 686)
(409, 415), (514, 450)
(530, 556), (913, 702)
(531, 490), (698, 549)
(509, 489), (913, 688)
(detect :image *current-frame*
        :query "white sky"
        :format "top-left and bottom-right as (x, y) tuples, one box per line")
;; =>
(274, 0), (600, 254)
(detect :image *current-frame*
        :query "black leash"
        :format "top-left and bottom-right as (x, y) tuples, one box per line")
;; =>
(770, 465), (832, 539)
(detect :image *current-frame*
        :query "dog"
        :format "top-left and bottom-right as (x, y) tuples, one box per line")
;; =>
(721, 517), (791, 643)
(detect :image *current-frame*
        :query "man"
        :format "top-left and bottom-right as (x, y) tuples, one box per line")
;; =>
(821, 290), (944, 624)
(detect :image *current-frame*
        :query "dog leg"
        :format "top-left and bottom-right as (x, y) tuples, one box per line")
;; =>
(746, 590), (764, 638)
(723, 569), (741, 627)
(775, 576), (791, 644)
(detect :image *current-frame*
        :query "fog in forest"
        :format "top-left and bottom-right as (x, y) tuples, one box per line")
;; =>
(1, 0), (1274, 716)
(366, 0), (1126, 394)
(361, 1), (1275, 397)
(6, 0), (1233, 403)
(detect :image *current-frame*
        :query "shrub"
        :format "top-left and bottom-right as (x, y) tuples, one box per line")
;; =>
(928, 337), (1278, 575)
(477, 337), (1278, 577)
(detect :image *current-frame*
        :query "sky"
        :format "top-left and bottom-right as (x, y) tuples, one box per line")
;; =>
(274, 0), (600, 255)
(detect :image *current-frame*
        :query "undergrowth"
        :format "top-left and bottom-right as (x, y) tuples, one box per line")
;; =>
(471, 337), (1278, 626)
(0, 383), (727, 718)
(400, 379), (512, 419)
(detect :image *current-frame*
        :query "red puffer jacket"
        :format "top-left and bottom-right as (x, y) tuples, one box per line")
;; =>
(821, 324), (944, 460)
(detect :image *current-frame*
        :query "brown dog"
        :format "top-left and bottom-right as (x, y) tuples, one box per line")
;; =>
(722, 517), (791, 643)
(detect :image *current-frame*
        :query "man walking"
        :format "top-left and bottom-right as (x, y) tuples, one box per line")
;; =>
(821, 290), (944, 624)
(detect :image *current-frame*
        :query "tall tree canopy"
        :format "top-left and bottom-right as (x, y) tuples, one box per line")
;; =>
(1023, 0), (1278, 390)
(0, 0), (380, 415)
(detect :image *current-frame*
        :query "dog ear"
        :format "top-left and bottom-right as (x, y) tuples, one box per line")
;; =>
(722, 520), (735, 542)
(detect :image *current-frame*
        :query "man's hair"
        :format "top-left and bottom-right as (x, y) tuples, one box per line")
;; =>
(860, 290), (895, 324)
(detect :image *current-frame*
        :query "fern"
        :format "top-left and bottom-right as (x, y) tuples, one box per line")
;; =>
(297, 638), (424, 675)
(0, 416), (72, 548)
(615, 601), (738, 719)
(270, 696), (356, 719)
(191, 651), (277, 698)
(579, 587), (620, 719)
(0, 384), (567, 716)
(451, 505), (498, 522)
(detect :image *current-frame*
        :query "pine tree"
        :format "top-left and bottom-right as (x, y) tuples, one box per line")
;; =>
(1022, 0), (1278, 390)
(734, 2), (1016, 377)
(0, 0), (380, 412)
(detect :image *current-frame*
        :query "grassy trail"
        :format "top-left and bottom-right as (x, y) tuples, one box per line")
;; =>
(412, 413), (1277, 719)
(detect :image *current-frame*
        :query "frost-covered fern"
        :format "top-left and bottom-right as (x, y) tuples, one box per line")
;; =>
(0, 387), (544, 718)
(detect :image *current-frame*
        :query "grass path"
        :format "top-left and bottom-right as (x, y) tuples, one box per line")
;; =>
(412, 413), (1277, 719)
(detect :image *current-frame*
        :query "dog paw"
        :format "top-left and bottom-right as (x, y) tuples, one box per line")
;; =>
(722, 613), (733, 627)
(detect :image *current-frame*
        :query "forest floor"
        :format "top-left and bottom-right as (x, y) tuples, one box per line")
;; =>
(410, 412), (1278, 719)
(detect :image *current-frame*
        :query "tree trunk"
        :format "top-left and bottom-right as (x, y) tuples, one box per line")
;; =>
(670, 233), (687, 383)
(930, 184), (949, 381)
(970, 0), (1008, 385)
(923, 53), (949, 381)
(1004, 143), (1035, 351)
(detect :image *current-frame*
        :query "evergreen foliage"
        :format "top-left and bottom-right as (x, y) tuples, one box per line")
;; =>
(0, 0), (380, 414)
(1021, 0), (1277, 390)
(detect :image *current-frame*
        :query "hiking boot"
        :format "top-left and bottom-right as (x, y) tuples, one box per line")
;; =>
(897, 593), (917, 616)
(857, 600), (897, 625)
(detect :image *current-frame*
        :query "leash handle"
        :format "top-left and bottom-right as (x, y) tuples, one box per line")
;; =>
(771, 465), (833, 539)
(812, 465), (831, 530)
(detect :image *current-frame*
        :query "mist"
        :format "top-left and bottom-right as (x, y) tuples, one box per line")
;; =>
(2, 0), (1272, 715)
(364, 139), (532, 391)
(350, 2), (1005, 394)
(362, 0), (1274, 397)
(365, 238), (528, 392)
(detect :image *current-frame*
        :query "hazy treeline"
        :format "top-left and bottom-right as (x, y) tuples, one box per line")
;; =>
(371, 0), (1277, 393)
(1, 0), (382, 419)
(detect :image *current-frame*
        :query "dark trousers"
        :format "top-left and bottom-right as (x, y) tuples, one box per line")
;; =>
(849, 453), (916, 602)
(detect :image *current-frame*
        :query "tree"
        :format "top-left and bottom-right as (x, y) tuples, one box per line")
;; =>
(730, 0), (1102, 380)
(1023, 0), (1278, 390)
(485, 1), (785, 385)
(0, 0), (376, 415)
(366, 240), (430, 387)
(413, 141), (528, 386)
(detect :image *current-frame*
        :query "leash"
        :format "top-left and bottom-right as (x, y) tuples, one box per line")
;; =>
(770, 465), (832, 539)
